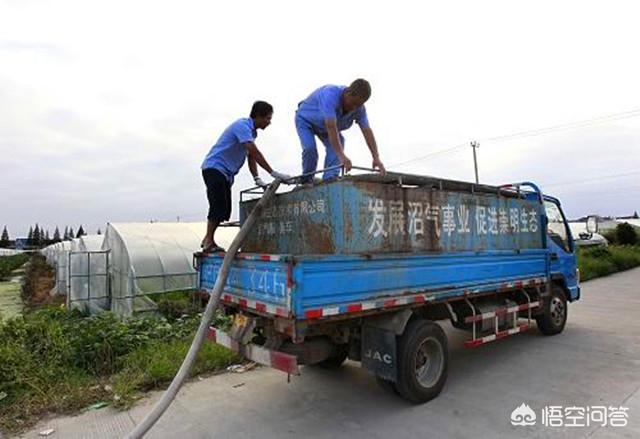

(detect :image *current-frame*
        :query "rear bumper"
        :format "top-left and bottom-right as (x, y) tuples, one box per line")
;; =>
(206, 327), (300, 375)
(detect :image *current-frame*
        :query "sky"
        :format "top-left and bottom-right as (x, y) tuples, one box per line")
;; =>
(1, 0), (639, 237)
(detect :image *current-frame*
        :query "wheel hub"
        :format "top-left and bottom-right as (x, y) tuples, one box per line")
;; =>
(550, 297), (565, 327)
(414, 337), (444, 388)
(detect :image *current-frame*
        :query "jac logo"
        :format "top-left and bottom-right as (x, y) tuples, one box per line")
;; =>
(364, 349), (393, 364)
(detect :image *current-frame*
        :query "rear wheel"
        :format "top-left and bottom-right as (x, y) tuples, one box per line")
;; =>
(395, 319), (448, 404)
(536, 285), (568, 335)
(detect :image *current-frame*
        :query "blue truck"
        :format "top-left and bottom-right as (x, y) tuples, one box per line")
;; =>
(196, 172), (580, 403)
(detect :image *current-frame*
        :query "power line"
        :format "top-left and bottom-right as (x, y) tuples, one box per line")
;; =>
(544, 170), (640, 188)
(559, 185), (640, 199)
(391, 106), (640, 168)
(478, 107), (640, 144)
(390, 143), (467, 167)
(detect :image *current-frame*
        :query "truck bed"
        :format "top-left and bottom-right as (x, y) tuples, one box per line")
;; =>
(198, 249), (549, 320)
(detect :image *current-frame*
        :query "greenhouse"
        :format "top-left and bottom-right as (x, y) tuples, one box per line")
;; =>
(102, 222), (237, 316)
(67, 235), (108, 312)
(75, 234), (104, 252)
(39, 224), (237, 315)
(52, 240), (73, 296)
(42, 242), (62, 266)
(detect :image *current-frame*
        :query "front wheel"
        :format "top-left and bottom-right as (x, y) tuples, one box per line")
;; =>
(536, 285), (568, 335)
(395, 319), (448, 404)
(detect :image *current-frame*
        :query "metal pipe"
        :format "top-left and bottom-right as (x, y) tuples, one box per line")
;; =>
(124, 179), (281, 439)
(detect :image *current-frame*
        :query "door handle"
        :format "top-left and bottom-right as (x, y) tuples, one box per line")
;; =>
(550, 253), (558, 261)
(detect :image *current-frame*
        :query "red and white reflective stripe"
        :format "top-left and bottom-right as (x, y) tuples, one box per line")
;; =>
(234, 254), (285, 262)
(207, 327), (299, 375)
(500, 277), (546, 291)
(304, 292), (436, 319)
(204, 253), (285, 261)
(303, 276), (546, 320)
(464, 324), (530, 348)
(464, 301), (540, 323)
(221, 293), (288, 317)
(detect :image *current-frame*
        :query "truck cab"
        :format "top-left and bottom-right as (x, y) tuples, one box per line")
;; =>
(543, 195), (580, 300)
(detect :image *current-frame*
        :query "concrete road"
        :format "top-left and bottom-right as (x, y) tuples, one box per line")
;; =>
(18, 268), (640, 438)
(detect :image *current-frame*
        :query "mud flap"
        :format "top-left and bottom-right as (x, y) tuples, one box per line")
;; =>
(361, 325), (397, 382)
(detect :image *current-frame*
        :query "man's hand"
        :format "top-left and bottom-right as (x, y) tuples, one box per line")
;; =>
(254, 175), (268, 188)
(340, 154), (353, 173)
(372, 157), (386, 176)
(270, 170), (292, 182)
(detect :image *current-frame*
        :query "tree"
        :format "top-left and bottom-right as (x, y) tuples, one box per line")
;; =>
(97, 228), (102, 235)
(33, 224), (41, 247)
(0, 226), (9, 247)
(53, 227), (61, 243)
(67, 227), (74, 240)
(634, 211), (639, 219)
(616, 223), (638, 245)
(27, 226), (34, 245)
(76, 225), (85, 238)
(45, 230), (50, 242)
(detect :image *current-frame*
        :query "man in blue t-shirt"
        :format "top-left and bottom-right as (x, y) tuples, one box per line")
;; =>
(295, 78), (386, 182)
(200, 101), (290, 252)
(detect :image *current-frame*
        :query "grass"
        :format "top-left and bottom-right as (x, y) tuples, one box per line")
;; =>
(0, 282), (23, 320)
(577, 245), (640, 281)
(0, 306), (236, 435)
(0, 254), (29, 281)
(112, 339), (236, 408)
(151, 290), (207, 320)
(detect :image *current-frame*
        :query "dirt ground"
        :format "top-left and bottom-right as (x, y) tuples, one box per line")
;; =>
(21, 255), (59, 308)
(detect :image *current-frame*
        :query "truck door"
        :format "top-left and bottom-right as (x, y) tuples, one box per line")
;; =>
(544, 199), (579, 300)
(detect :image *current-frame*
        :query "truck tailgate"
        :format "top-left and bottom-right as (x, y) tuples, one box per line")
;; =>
(198, 253), (292, 317)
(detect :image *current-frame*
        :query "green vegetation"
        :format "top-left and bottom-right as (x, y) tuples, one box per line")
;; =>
(577, 223), (640, 281)
(0, 254), (29, 281)
(0, 306), (235, 434)
(112, 339), (234, 408)
(152, 290), (206, 320)
(0, 282), (23, 320)
(602, 222), (640, 246)
(578, 245), (640, 281)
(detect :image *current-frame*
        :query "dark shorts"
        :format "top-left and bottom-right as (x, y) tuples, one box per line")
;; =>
(202, 168), (231, 222)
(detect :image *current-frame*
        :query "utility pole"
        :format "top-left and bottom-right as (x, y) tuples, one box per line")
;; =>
(470, 141), (480, 184)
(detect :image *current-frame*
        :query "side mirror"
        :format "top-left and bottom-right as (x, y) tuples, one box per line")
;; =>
(586, 216), (598, 234)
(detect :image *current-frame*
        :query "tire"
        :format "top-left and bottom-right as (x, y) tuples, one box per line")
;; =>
(395, 319), (448, 404)
(314, 346), (349, 369)
(536, 285), (568, 335)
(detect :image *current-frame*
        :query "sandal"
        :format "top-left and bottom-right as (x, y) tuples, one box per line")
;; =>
(203, 244), (226, 253)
